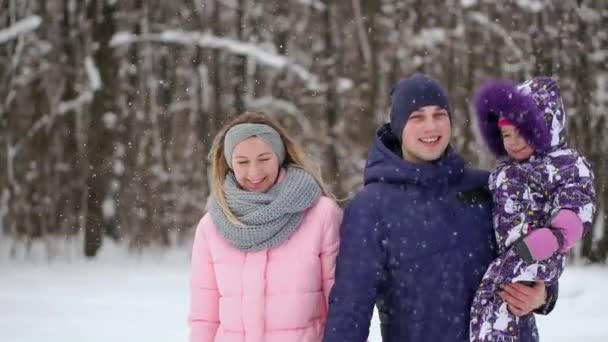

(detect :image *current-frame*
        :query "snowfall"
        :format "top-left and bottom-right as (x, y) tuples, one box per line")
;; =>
(1, 239), (607, 342)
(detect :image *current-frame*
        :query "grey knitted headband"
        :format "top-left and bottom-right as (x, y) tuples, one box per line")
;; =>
(224, 123), (286, 169)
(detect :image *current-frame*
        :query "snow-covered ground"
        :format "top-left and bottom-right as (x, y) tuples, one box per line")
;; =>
(1, 240), (607, 342)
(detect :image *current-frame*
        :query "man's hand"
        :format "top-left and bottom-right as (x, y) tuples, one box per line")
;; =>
(499, 281), (547, 316)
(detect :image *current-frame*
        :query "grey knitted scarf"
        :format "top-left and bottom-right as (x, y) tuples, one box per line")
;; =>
(208, 166), (322, 251)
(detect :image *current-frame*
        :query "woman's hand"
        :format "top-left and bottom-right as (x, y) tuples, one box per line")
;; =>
(499, 281), (547, 316)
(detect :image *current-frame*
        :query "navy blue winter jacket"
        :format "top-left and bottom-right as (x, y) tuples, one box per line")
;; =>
(323, 124), (556, 342)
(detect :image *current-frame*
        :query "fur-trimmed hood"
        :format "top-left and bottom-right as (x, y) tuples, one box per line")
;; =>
(475, 77), (567, 157)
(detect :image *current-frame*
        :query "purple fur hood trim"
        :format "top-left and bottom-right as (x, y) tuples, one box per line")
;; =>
(475, 80), (551, 157)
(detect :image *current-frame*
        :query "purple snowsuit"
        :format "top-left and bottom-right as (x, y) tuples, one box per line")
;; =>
(469, 77), (596, 342)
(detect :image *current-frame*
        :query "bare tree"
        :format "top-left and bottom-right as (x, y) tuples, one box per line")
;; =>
(83, 0), (119, 257)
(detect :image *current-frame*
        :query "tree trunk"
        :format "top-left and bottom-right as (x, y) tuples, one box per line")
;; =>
(233, 0), (247, 115)
(210, 0), (223, 130)
(84, 0), (119, 257)
(61, 0), (85, 237)
(571, 12), (603, 262)
(358, 0), (380, 147)
(321, 0), (344, 199)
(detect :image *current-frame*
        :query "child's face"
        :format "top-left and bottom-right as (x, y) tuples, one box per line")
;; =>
(500, 125), (534, 161)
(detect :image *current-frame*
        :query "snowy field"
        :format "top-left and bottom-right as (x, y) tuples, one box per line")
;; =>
(1, 240), (607, 342)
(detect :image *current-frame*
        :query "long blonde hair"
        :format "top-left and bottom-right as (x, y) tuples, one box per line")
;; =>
(209, 111), (329, 224)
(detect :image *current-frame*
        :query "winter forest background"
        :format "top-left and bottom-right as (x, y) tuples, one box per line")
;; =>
(1, 0), (607, 263)
(1, 1), (608, 341)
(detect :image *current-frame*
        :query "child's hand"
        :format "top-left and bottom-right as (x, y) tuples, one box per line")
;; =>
(513, 228), (559, 262)
(514, 209), (583, 263)
(499, 281), (547, 316)
(550, 209), (584, 252)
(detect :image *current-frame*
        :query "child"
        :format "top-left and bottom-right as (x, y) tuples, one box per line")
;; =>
(188, 111), (342, 342)
(469, 77), (596, 342)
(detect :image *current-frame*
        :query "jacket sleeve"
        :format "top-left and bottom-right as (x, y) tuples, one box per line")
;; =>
(323, 189), (386, 342)
(188, 216), (220, 342)
(488, 163), (533, 249)
(548, 154), (596, 234)
(531, 153), (595, 316)
(534, 281), (559, 315)
(320, 200), (343, 310)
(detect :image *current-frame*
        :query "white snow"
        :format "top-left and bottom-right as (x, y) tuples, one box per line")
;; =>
(113, 159), (125, 176)
(58, 91), (94, 114)
(84, 56), (102, 91)
(110, 30), (321, 89)
(533, 267), (608, 341)
(514, 0), (545, 13)
(337, 77), (354, 93)
(460, 0), (478, 8)
(296, 0), (326, 11)
(577, 5), (601, 23)
(102, 112), (118, 129)
(1, 240), (607, 342)
(101, 198), (116, 219)
(108, 31), (134, 46)
(411, 28), (447, 48)
(0, 16), (42, 45)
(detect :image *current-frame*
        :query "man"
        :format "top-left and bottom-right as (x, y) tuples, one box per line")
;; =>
(323, 74), (556, 342)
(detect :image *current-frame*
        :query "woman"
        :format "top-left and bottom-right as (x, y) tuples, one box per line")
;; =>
(188, 111), (342, 342)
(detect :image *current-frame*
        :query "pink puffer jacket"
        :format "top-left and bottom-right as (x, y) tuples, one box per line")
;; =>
(188, 196), (342, 342)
